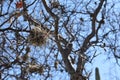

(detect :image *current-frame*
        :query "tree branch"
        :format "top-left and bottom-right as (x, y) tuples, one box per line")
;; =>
(76, 0), (104, 75)
(42, 0), (75, 75)
(80, 0), (104, 53)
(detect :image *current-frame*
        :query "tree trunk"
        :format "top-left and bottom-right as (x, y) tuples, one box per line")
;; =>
(70, 72), (86, 80)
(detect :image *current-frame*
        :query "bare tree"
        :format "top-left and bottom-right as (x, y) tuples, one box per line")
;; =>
(0, 0), (120, 80)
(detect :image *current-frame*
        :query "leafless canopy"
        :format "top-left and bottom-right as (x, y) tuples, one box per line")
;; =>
(0, 0), (120, 80)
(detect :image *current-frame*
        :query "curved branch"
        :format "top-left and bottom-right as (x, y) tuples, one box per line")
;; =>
(76, 0), (105, 75)
(80, 0), (104, 53)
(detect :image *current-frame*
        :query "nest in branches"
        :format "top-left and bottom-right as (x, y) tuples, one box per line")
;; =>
(28, 27), (49, 46)
(28, 64), (44, 74)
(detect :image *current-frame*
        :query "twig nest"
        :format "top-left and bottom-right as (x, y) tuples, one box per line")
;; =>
(51, 0), (60, 8)
(28, 64), (44, 74)
(28, 26), (49, 46)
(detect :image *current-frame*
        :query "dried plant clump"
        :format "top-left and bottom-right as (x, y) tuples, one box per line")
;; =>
(28, 27), (49, 46)
(38, 66), (44, 74)
(54, 61), (59, 69)
(28, 64), (44, 74)
(28, 64), (39, 73)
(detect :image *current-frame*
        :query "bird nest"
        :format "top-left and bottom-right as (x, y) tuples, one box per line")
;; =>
(28, 27), (49, 46)
(28, 64), (44, 74)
